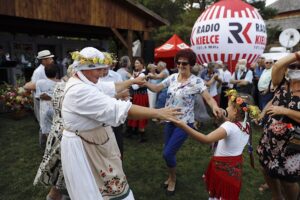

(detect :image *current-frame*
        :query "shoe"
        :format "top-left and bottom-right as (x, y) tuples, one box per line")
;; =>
(165, 181), (176, 196)
(258, 183), (269, 192)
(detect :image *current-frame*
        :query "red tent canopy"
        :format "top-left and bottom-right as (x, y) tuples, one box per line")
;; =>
(154, 34), (190, 69)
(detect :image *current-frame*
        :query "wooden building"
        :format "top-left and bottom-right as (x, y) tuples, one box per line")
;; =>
(267, 0), (300, 30)
(0, 0), (169, 62)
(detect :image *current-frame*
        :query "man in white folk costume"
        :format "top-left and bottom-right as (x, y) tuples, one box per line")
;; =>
(61, 47), (181, 200)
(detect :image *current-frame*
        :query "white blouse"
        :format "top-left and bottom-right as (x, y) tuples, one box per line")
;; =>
(214, 121), (249, 156)
(62, 77), (132, 131)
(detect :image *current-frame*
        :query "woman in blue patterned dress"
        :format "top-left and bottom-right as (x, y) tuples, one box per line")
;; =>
(145, 49), (222, 196)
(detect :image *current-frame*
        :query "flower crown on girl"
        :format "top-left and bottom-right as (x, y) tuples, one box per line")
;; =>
(225, 89), (261, 120)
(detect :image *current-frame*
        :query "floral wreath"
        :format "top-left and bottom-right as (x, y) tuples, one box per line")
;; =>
(71, 51), (116, 66)
(225, 89), (261, 119)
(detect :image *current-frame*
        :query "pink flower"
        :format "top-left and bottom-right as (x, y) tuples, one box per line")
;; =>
(236, 97), (243, 105)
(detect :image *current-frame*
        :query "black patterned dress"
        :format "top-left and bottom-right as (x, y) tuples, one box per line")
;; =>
(33, 82), (66, 189)
(257, 79), (300, 182)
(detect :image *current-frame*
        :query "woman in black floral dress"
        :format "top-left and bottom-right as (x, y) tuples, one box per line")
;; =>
(257, 52), (300, 200)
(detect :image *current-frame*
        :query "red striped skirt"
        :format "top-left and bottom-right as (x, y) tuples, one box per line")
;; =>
(203, 155), (243, 200)
(128, 93), (149, 129)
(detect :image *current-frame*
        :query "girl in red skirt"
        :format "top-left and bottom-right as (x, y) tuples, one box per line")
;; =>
(127, 58), (149, 142)
(171, 89), (260, 199)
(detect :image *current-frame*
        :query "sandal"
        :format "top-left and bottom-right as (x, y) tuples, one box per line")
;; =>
(258, 183), (269, 192)
(166, 180), (176, 196)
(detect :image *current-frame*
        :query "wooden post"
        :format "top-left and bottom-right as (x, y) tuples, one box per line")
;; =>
(111, 28), (128, 49)
(142, 30), (150, 59)
(127, 30), (133, 61)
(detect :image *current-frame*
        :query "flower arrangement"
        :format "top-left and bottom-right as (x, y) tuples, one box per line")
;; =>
(225, 89), (261, 119)
(0, 83), (33, 112)
(71, 51), (115, 66)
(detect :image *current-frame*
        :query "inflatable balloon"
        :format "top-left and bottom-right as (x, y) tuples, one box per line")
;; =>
(190, 0), (267, 71)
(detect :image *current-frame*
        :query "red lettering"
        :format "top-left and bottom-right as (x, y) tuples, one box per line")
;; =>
(255, 35), (266, 45)
(195, 35), (220, 45)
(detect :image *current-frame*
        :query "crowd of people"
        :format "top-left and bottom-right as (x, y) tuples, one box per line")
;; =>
(23, 47), (299, 200)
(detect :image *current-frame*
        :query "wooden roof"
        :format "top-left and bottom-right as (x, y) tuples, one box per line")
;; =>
(266, 0), (300, 30)
(0, 0), (169, 37)
(267, 16), (300, 30)
(268, 0), (300, 14)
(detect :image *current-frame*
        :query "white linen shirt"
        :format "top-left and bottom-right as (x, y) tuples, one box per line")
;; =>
(62, 77), (132, 132)
(258, 68), (272, 92)
(222, 70), (233, 88)
(99, 70), (122, 83)
(31, 64), (47, 83)
(36, 79), (58, 98)
(31, 64), (48, 98)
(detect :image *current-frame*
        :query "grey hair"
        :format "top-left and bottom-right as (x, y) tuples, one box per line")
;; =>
(238, 59), (247, 65)
(120, 56), (130, 68)
(157, 61), (167, 68)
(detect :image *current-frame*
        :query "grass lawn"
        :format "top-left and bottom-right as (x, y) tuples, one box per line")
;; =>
(0, 113), (271, 200)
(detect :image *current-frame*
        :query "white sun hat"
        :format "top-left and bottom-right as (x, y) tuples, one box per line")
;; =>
(71, 47), (113, 71)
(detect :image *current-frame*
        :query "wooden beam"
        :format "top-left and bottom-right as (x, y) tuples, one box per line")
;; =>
(111, 28), (128, 49)
(127, 30), (133, 60)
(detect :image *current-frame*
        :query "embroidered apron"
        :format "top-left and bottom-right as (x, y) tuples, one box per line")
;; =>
(64, 80), (130, 200)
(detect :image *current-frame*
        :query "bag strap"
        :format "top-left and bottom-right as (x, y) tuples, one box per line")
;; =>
(61, 81), (83, 129)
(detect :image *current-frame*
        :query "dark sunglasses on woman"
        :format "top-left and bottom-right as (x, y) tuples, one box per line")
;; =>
(288, 63), (300, 70)
(176, 61), (189, 66)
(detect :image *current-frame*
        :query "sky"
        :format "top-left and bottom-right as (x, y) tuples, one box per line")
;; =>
(265, 0), (277, 6)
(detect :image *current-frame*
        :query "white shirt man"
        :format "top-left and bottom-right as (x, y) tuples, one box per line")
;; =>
(230, 59), (253, 94)
(222, 68), (233, 88)
(31, 50), (54, 97)
(258, 67), (272, 92)
(29, 50), (54, 147)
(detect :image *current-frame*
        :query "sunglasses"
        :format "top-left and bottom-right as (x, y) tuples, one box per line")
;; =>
(288, 63), (300, 70)
(176, 61), (189, 66)
(265, 62), (273, 64)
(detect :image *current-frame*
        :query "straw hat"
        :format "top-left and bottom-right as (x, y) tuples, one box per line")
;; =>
(36, 50), (54, 60)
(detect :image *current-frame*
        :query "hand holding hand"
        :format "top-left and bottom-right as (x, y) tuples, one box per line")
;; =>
(116, 89), (130, 101)
(157, 107), (182, 122)
(133, 76), (146, 85)
(147, 73), (155, 79)
(213, 74), (219, 80)
(40, 93), (51, 101)
(213, 106), (223, 119)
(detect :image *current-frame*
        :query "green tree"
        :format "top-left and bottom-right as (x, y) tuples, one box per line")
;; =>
(248, 0), (277, 20)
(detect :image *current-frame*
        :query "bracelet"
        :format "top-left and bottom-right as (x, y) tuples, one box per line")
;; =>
(295, 52), (300, 61)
